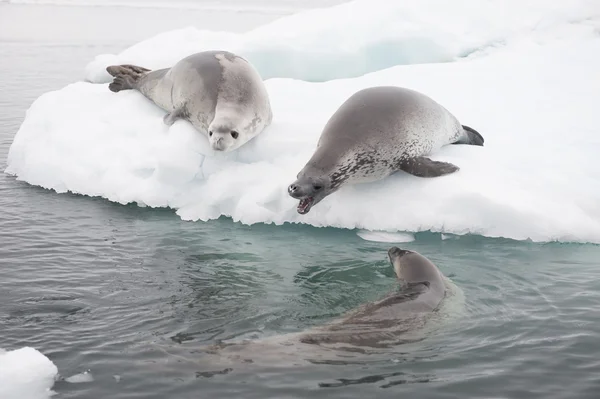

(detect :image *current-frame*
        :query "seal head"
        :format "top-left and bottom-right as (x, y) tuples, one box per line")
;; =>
(287, 174), (333, 214)
(387, 246), (444, 297)
(388, 247), (417, 280)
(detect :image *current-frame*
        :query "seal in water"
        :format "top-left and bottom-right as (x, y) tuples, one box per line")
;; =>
(196, 247), (453, 371)
(287, 86), (484, 214)
(296, 247), (447, 349)
(106, 50), (273, 152)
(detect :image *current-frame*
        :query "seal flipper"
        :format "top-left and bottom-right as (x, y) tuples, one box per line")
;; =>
(108, 75), (138, 92)
(399, 156), (459, 178)
(452, 125), (484, 146)
(106, 64), (150, 93)
(163, 106), (187, 126)
(106, 64), (151, 78)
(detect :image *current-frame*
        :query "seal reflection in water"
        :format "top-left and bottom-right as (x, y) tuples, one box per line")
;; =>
(105, 50), (273, 152)
(288, 85), (484, 214)
(297, 247), (447, 349)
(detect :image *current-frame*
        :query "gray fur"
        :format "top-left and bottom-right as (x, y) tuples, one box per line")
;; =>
(288, 86), (484, 214)
(106, 50), (273, 152)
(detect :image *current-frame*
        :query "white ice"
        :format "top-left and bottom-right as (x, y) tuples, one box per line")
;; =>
(64, 370), (94, 383)
(0, 347), (58, 399)
(83, 0), (600, 83)
(5, 0), (600, 244)
(357, 230), (415, 244)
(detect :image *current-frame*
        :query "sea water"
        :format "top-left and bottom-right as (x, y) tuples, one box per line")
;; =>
(1, 1), (599, 398)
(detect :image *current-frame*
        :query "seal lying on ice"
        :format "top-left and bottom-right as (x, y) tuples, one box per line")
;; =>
(288, 86), (483, 214)
(106, 50), (273, 152)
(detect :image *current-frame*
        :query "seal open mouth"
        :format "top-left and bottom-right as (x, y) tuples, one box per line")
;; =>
(297, 197), (314, 214)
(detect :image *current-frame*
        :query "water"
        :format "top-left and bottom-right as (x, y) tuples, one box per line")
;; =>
(2, 2), (600, 398)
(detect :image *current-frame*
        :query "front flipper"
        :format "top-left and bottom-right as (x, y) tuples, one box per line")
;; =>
(399, 156), (459, 177)
(163, 106), (187, 126)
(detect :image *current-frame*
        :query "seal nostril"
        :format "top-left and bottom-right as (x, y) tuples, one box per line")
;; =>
(289, 184), (297, 192)
(209, 131), (213, 137)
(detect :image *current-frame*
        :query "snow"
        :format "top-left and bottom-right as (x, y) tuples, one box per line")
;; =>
(0, 347), (58, 399)
(5, 0), (600, 244)
(83, 0), (600, 83)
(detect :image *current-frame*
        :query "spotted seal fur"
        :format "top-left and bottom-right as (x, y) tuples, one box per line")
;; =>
(288, 86), (483, 214)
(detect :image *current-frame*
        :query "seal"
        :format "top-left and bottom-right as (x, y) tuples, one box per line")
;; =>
(287, 85), (484, 214)
(200, 246), (449, 367)
(296, 247), (447, 348)
(178, 247), (458, 377)
(105, 50), (273, 152)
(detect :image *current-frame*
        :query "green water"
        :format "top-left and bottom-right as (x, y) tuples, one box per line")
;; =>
(2, 185), (599, 398)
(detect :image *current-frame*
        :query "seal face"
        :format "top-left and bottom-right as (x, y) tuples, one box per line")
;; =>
(106, 50), (273, 152)
(288, 86), (484, 214)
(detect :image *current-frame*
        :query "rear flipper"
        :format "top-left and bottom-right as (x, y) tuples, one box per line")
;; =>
(452, 125), (484, 146)
(399, 156), (459, 178)
(106, 64), (151, 93)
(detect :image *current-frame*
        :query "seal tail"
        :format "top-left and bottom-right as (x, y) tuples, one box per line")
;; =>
(453, 125), (484, 146)
(106, 64), (151, 93)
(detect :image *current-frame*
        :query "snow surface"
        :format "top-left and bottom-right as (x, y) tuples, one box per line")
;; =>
(0, 347), (58, 399)
(5, 0), (600, 244)
(82, 0), (600, 83)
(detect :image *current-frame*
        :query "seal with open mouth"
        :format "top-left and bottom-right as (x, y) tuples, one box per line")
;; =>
(288, 86), (484, 214)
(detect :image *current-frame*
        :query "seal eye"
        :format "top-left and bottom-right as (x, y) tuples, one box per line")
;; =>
(313, 184), (323, 191)
(231, 131), (239, 139)
(209, 131), (213, 137)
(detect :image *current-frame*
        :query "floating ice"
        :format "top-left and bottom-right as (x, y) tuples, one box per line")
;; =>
(82, 0), (600, 83)
(357, 230), (415, 244)
(5, 0), (600, 244)
(441, 234), (459, 241)
(64, 370), (94, 383)
(0, 347), (58, 399)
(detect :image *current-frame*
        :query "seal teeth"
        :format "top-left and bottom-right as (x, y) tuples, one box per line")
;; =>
(297, 197), (314, 214)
